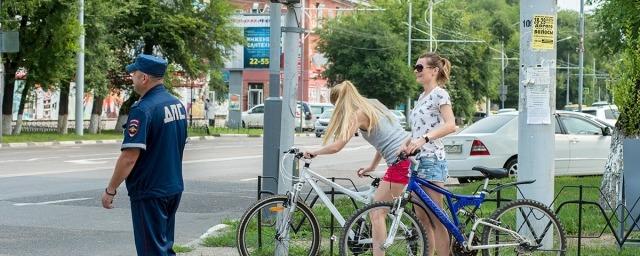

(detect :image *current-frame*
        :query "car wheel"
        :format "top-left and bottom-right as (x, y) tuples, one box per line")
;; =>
(242, 121), (246, 128)
(315, 133), (321, 138)
(505, 158), (518, 176)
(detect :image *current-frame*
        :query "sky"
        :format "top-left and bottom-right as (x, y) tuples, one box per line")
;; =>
(557, 0), (598, 13)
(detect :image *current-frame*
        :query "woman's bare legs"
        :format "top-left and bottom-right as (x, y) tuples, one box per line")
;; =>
(414, 182), (450, 256)
(370, 181), (405, 256)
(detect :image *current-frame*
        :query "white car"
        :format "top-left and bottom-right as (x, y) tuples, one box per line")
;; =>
(581, 105), (618, 126)
(241, 102), (314, 130)
(443, 111), (613, 182)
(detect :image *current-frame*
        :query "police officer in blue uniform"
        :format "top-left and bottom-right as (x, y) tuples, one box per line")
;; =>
(102, 54), (188, 256)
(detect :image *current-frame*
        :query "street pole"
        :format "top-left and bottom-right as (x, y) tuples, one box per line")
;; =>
(578, 0), (584, 111)
(406, 1), (412, 117)
(593, 58), (597, 102)
(280, 2), (302, 195)
(75, 0), (85, 135)
(566, 53), (570, 105)
(263, 2), (282, 199)
(429, 0), (433, 52)
(519, 0), (557, 244)
(500, 38), (506, 109)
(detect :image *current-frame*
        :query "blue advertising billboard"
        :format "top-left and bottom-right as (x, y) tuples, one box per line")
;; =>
(244, 27), (270, 69)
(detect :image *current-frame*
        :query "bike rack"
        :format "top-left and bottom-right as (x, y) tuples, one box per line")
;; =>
(255, 175), (362, 255)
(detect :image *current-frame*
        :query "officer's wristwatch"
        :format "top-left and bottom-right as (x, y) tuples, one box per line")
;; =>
(422, 134), (430, 143)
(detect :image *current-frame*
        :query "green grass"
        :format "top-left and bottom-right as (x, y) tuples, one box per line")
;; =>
(202, 219), (238, 247)
(172, 244), (193, 253)
(205, 176), (640, 255)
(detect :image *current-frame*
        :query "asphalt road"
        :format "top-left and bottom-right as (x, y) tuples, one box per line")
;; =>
(0, 135), (384, 256)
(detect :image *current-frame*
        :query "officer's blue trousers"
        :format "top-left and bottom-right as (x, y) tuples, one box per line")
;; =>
(130, 193), (182, 256)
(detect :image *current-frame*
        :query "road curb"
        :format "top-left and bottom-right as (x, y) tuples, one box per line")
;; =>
(185, 224), (230, 248)
(0, 133), (319, 148)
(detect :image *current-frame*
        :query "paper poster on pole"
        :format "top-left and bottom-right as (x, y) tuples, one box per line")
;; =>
(526, 67), (551, 124)
(532, 15), (555, 50)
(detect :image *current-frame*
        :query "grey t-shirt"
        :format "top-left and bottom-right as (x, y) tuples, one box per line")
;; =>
(361, 113), (410, 166)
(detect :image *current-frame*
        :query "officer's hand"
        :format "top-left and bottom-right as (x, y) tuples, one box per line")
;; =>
(101, 192), (115, 209)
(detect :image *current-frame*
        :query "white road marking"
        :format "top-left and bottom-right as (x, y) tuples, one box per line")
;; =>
(13, 197), (93, 206)
(183, 155), (262, 164)
(0, 167), (112, 178)
(0, 156), (61, 164)
(64, 157), (117, 165)
(240, 178), (258, 182)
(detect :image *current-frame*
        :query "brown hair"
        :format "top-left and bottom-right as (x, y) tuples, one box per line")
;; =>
(419, 52), (451, 86)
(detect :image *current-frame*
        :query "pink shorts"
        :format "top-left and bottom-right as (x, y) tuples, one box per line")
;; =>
(382, 159), (410, 184)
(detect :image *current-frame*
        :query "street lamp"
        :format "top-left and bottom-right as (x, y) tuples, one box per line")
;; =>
(426, 0), (446, 52)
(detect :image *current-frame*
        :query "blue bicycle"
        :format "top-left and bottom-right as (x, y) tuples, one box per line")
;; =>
(339, 165), (567, 256)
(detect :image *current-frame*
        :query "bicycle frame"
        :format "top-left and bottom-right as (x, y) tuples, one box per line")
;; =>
(387, 172), (534, 251)
(289, 162), (376, 227)
(404, 172), (486, 244)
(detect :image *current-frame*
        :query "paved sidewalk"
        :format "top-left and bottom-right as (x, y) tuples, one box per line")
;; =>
(178, 247), (238, 256)
(177, 224), (239, 256)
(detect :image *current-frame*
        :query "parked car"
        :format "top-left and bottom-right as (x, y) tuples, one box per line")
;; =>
(314, 108), (333, 137)
(391, 110), (408, 129)
(443, 111), (612, 182)
(309, 103), (334, 116)
(241, 102), (314, 130)
(581, 105), (618, 126)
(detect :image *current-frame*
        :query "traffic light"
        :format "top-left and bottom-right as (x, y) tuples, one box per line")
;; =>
(270, 0), (300, 4)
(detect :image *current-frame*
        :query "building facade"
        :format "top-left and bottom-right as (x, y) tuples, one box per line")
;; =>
(227, 0), (362, 111)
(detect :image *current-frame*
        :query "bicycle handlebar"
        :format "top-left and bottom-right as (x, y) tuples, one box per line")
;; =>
(391, 150), (421, 165)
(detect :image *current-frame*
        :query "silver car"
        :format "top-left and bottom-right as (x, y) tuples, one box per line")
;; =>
(314, 109), (333, 137)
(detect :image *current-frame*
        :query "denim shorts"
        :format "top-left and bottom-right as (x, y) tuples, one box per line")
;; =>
(411, 156), (448, 183)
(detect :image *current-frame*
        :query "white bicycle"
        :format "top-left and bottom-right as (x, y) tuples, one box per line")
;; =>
(236, 147), (381, 256)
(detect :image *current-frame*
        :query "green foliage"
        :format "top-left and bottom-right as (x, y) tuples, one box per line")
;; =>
(316, 12), (416, 107)
(609, 47), (640, 136)
(593, 0), (640, 136)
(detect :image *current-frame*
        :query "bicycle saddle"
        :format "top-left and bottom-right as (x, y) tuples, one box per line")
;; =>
(472, 166), (509, 179)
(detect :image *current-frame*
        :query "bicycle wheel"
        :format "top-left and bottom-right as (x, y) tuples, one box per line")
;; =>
(236, 196), (320, 256)
(339, 201), (428, 256)
(481, 199), (566, 256)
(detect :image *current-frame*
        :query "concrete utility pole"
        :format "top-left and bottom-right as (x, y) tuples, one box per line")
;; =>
(262, 3), (283, 197)
(578, 0), (585, 111)
(280, 2), (302, 194)
(518, 0), (557, 241)
(75, 0), (85, 135)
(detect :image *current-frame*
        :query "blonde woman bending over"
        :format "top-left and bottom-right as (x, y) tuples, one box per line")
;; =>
(303, 80), (411, 256)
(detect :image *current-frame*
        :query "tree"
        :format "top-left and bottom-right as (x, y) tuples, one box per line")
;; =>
(0, 0), (80, 135)
(316, 12), (416, 107)
(109, 0), (242, 128)
(84, 0), (131, 134)
(592, 0), (640, 207)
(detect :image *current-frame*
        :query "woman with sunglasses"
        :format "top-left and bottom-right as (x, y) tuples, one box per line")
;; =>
(404, 52), (457, 256)
(303, 80), (413, 256)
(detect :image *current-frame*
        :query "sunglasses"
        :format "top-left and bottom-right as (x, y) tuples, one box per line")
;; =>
(414, 64), (435, 73)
